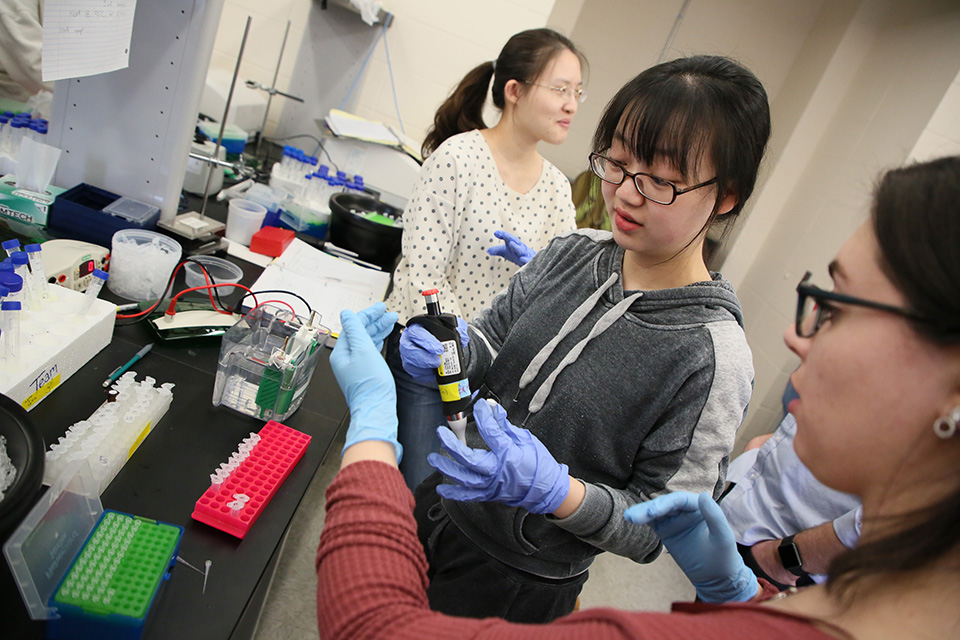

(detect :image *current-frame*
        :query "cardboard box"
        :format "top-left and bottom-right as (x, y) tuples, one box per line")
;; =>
(0, 175), (67, 226)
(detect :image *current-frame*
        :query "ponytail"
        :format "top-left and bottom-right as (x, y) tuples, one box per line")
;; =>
(421, 61), (495, 158)
(421, 28), (586, 159)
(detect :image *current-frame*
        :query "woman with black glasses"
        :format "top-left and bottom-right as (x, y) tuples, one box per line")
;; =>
(393, 55), (771, 622)
(318, 155), (960, 639)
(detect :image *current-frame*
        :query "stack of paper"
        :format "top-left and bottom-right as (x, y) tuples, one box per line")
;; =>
(325, 109), (400, 146)
(247, 239), (391, 338)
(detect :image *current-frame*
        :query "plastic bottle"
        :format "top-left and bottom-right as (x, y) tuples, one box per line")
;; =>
(405, 288), (472, 443)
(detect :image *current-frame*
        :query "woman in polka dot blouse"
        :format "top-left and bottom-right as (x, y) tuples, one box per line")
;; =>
(384, 28), (588, 490)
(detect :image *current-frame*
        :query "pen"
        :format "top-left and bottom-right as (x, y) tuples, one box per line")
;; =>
(102, 343), (154, 388)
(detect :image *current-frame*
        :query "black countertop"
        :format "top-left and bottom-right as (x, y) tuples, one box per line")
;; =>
(0, 242), (348, 639)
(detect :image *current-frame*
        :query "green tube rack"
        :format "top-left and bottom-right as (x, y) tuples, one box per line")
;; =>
(48, 510), (183, 640)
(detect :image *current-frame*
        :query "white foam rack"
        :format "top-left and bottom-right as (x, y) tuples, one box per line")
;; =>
(0, 286), (115, 411)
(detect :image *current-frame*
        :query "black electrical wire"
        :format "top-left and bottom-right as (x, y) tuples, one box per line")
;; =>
(263, 134), (339, 171)
(232, 289), (313, 317)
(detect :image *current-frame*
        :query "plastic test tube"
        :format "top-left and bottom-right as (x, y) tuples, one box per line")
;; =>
(77, 269), (108, 316)
(0, 270), (22, 308)
(1, 239), (20, 258)
(10, 251), (34, 309)
(1, 300), (21, 362)
(24, 244), (49, 300)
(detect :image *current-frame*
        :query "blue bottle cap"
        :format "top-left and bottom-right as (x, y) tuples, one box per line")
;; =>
(0, 261), (13, 273)
(11, 251), (28, 266)
(0, 273), (22, 292)
(1, 300), (22, 311)
(1, 239), (20, 250)
(92, 268), (108, 280)
(25, 243), (41, 253)
(0, 285), (7, 297)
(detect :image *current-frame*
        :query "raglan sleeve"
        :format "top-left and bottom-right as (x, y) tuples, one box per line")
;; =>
(551, 322), (754, 563)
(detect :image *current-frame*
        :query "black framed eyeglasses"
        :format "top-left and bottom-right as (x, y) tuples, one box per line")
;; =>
(795, 271), (924, 338)
(588, 153), (717, 205)
(523, 81), (587, 104)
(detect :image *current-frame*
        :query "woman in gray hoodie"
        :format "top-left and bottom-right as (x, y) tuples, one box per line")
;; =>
(397, 55), (771, 623)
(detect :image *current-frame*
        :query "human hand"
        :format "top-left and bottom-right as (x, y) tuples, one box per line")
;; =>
(487, 230), (536, 266)
(399, 317), (469, 385)
(427, 399), (569, 514)
(356, 301), (398, 350)
(624, 492), (759, 603)
(331, 306), (402, 462)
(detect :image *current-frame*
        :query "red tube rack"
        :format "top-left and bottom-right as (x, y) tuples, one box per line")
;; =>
(191, 420), (311, 539)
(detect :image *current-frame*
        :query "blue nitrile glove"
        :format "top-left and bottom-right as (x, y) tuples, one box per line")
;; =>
(427, 399), (569, 514)
(356, 302), (398, 350)
(487, 230), (536, 266)
(331, 307), (402, 462)
(398, 317), (470, 385)
(624, 491), (759, 603)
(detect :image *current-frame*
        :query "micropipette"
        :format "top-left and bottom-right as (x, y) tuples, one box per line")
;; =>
(77, 268), (108, 316)
(24, 244), (49, 300)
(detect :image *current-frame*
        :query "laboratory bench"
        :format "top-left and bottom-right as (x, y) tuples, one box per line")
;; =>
(0, 245), (350, 638)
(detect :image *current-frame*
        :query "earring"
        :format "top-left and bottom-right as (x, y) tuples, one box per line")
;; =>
(933, 407), (960, 439)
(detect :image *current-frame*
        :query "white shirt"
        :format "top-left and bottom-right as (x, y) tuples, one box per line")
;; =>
(0, 0), (48, 102)
(385, 129), (576, 323)
(723, 413), (862, 584)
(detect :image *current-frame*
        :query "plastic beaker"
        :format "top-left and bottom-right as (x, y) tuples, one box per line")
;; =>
(184, 256), (243, 295)
(108, 230), (182, 301)
(225, 199), (267, 246)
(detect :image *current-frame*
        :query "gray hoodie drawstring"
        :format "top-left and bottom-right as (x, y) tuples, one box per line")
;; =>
(516, 272), (644, 415)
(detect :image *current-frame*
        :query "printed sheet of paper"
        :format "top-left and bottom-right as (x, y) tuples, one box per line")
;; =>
(248, 239), (391, 338)
(42, 0), (138, 82)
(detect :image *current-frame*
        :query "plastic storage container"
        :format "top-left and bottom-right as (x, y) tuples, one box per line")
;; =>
(48, 184), (160, 249)
(328, 192), (403, 270)
(3, 463), (183, 640)
(108, 230), (182, 301)
(225, 199), (267, 246)
(212, 304), (330, 421)
(183, 255), (244, 295)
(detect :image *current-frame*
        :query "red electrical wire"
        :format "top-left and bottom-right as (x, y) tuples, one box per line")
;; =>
(248, 299), (298, 317)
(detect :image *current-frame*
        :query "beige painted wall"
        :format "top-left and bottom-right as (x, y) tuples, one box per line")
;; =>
(728, 0), (960, 452)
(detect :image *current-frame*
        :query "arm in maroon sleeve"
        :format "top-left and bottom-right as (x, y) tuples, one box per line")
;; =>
(316, 461), (832, 640)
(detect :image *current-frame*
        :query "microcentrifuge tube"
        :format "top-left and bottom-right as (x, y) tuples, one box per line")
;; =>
(1, 300), (21, 363)
(77, 269), (108, 315)
(24, 244), (49, 300)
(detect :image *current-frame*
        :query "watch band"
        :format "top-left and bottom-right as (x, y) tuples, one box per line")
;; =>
(778, 534), (806, 577)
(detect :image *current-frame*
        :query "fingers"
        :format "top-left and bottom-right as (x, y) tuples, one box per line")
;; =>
(494, 230), (519, 243)
(403, 324), (444, 354)
(487, 245), (507, 258)
(436, 426), (479, 464)
(436, 483), (486, 503)
(623, 492), (700, 526)
(473, 399), (515, 454)
(428, 452), (490, 490)
(337, 310), (373, 352)
(698, 492), (736, 545)
(368, 311), (398, 345)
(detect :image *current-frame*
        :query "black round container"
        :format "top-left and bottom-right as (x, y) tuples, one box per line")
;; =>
(0, 393), (45, 540)
(328, 193), (403, 271)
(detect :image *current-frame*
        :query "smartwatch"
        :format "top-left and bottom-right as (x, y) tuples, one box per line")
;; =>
(777, 534), (805, 577)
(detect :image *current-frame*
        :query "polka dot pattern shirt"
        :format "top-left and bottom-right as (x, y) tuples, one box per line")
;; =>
(386, 130), (576, 323)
